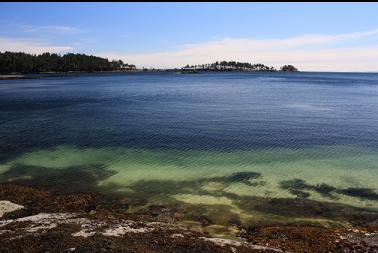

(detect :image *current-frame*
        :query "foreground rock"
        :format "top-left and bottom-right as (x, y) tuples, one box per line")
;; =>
(0, 184), (377, 252)
(0, 212), (283, 253)
(244, 225), (378, 253)
(0, 201), (24, 218)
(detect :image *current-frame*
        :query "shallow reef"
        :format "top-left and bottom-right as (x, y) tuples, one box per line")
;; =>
(0, 161), (377, 229)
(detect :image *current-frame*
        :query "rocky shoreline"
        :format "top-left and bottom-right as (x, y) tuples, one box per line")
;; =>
(0, 184), (377, 252)
(0, 74), (26, 80)
(0, 71), (140, 80)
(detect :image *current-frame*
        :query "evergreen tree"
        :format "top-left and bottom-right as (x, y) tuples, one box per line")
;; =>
(0, 51), (135, 74)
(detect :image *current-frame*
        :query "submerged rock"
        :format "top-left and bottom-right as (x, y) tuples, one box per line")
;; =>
(211, 172), (262, 186)
(280, 179), (308, 190)
(314, 183), (336, 195)
(337, 187), (378, 201)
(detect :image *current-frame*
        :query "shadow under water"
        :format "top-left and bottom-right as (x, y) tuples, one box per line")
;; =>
(0, 163), (116, 193)
(280, 178), (378, 201)
(0, 145), (377, 229)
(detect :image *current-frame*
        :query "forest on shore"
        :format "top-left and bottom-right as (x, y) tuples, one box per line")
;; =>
(0, 52), (136, 74)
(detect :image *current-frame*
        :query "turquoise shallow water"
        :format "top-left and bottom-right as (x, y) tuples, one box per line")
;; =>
(0, 72), (377, 227)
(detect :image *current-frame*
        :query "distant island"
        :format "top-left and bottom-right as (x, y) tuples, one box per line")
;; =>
(0, 51), (136, 75)
(0, 52), (298, 79)
(180, 61), (298, 73)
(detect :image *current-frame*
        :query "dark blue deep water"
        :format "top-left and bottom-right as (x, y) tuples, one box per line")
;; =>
(1, 72), (378, 158)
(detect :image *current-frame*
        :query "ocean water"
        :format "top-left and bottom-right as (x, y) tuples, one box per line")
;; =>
(0, 72), (377, 228)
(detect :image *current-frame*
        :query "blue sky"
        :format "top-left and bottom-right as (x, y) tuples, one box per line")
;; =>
(1, 2), (378, 71)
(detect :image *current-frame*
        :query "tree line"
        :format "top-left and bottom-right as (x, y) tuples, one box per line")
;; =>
(0, 52), (136, 74)
(279, 65), (298, 72)
(182, 61), (298, 72)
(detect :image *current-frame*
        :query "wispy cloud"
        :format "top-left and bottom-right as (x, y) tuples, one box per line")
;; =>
(0, 22), (80, 36)
(21, 25), (79, 34)
(0, 22), (79, 54)
(0, 37), (73, 54)
(105, 29), (378, 72)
